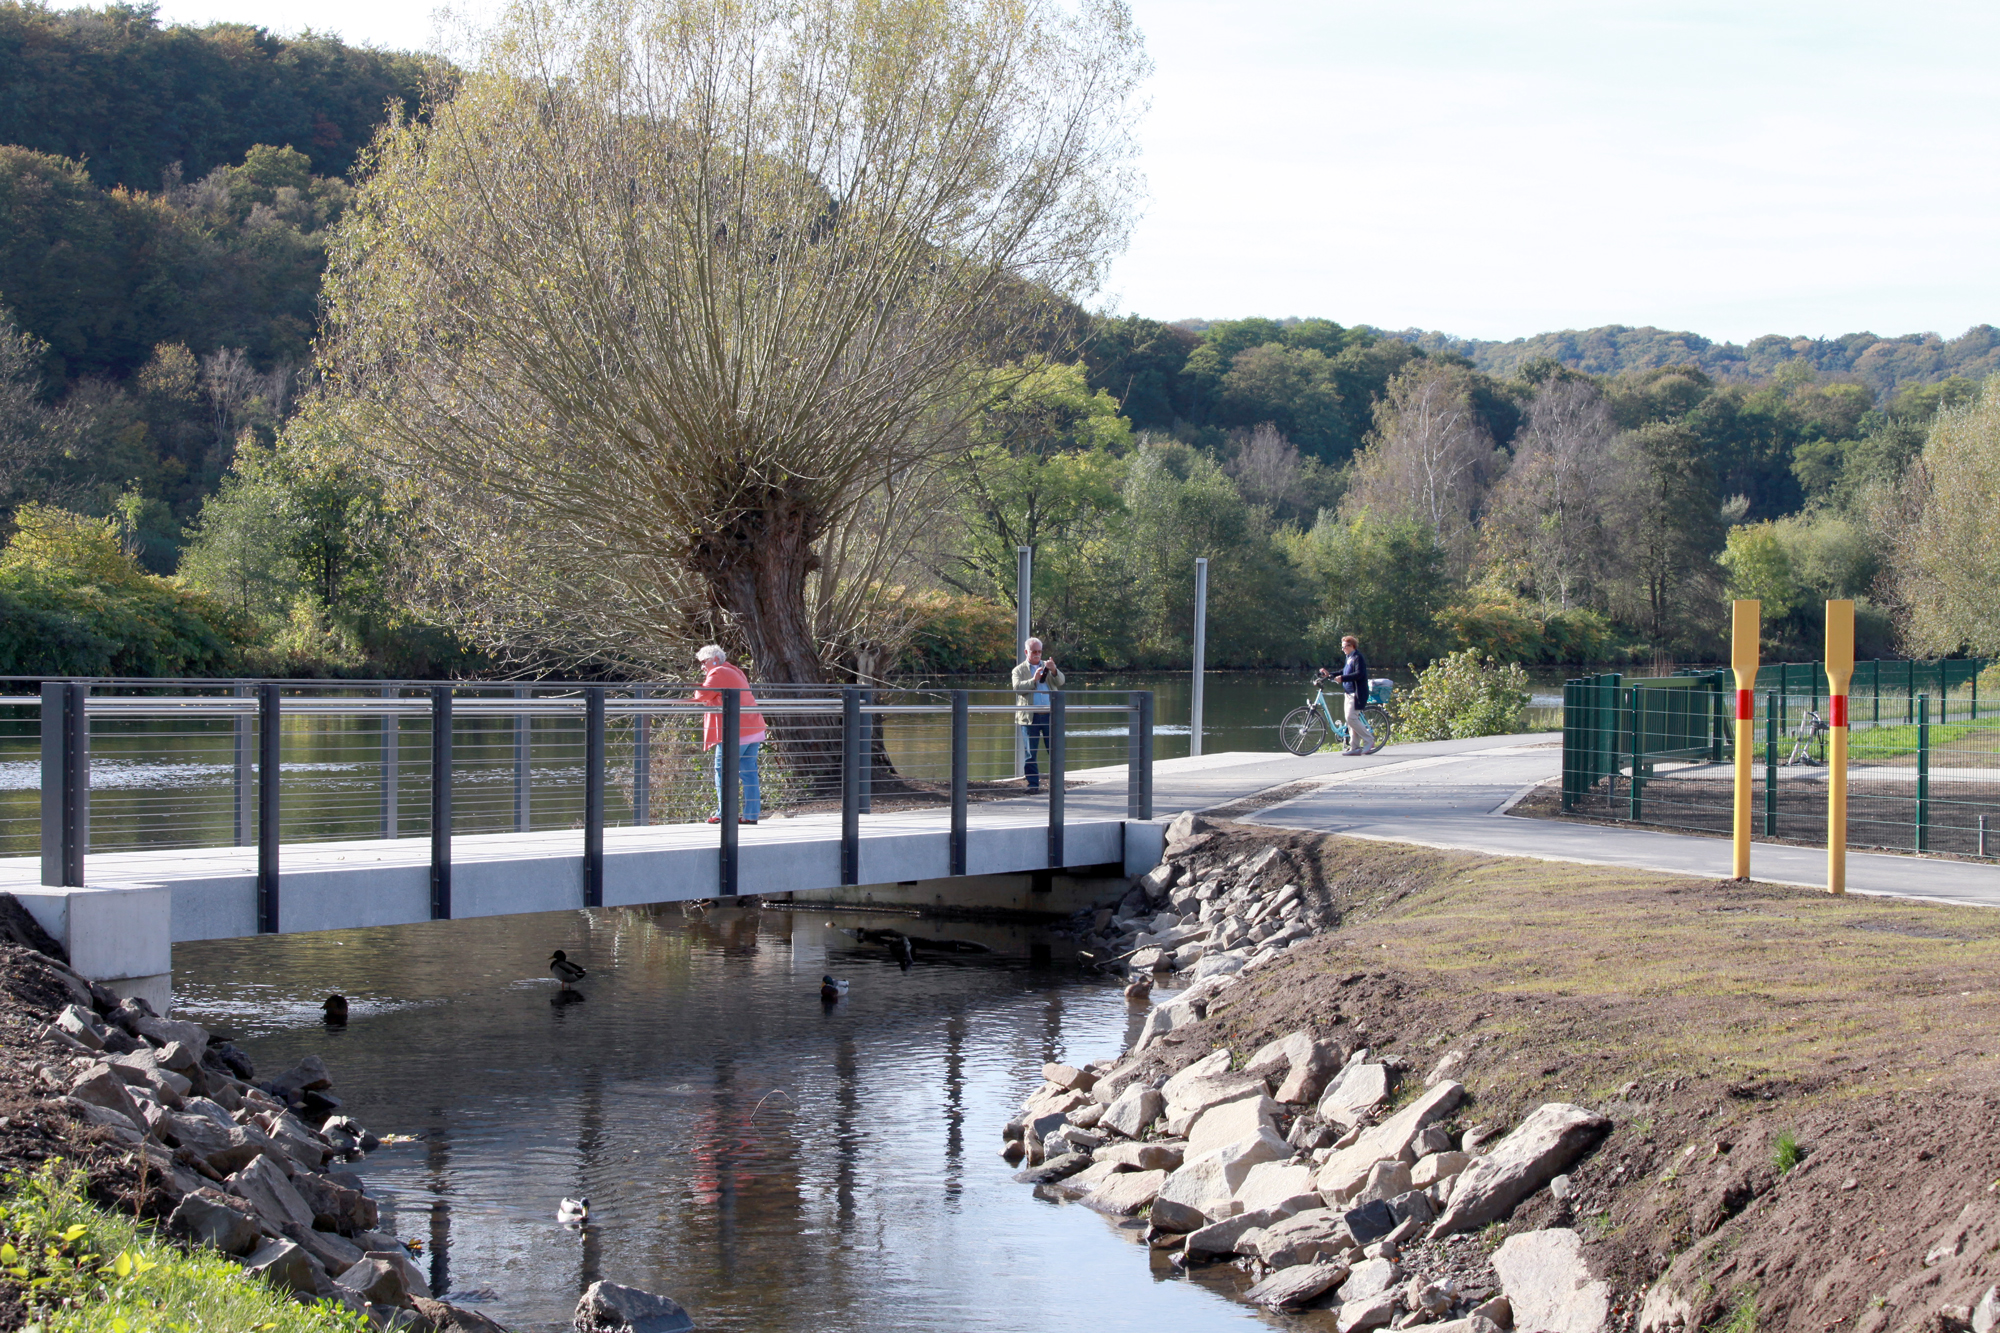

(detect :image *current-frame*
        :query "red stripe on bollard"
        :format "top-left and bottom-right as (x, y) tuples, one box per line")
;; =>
(1737, 689), (1753, 721)
(1830, 695), (1848, 727)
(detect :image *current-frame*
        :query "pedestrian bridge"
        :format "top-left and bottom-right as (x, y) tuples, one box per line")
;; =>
(3, 678), (1162, 1007)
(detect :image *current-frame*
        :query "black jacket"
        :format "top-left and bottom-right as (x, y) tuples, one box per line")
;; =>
(1337, 650), (1369, 698)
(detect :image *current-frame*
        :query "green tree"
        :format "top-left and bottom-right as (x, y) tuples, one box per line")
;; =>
(1888, 377), (2000, 656)
(1282, 512), (1449, 667)
(1603, 422), (1724, 646)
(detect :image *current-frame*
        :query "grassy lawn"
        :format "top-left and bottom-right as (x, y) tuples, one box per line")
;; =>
(0, 1163), (369, 1333)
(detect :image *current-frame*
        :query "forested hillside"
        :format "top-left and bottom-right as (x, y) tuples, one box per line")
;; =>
(0, 3), (1991, 679)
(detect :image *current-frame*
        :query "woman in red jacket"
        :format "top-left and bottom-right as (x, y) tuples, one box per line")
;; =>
(694, 645), (767, 823)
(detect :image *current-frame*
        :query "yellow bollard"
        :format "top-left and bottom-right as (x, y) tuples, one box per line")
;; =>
(1731, 600), (1761, 880)
(1825, 600), (1854, 894)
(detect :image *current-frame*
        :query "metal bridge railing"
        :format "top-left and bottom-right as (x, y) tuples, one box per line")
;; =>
(13, 677), (1155, 923)
(1560, 659), (1995, 857)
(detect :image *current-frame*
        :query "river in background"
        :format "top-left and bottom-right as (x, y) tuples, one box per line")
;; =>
(171, 904), (1284, 1333)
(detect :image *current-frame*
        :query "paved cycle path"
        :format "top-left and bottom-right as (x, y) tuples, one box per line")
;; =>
(1071, 734), (2000, 910)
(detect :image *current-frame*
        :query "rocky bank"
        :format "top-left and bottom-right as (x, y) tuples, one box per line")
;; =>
(1009, 815), (2000, 1333)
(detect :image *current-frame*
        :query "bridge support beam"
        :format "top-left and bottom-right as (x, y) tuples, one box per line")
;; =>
(13, 885), (173, 1013)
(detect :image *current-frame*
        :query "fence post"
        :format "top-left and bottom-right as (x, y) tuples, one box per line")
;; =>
(1973, 662), (1980, 722)
(1764, 693), (1778, 837)
(584, 686), (605, 908)
(430, 686), (452, 920)
(1127, 693), (1146, 819)
(39, 682), (88, 888)
(858, 688), (873, 815)
(1872, 661), (1880, 725)
(719, 689), (739, 897)
(1047, 690), (1065, 870)
(1139, 691), (1155, 820)
(950, 690), (968, 876)
(1627, 686), (1642, 822)
(1916, 693), (1930, 852)
(840, 688), (860, 886)
(1980, 814), (1990, 859)
(233, 683), (252, 846)
(1906, 660), (1915, 724)
(258, 683), (281, 933)
(633, 685), (651, 827)
(380, 684), (398, 838)
(513, 684), (531, 833)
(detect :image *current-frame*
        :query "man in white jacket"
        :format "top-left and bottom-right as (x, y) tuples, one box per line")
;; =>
(1010, 637), (1065, 793)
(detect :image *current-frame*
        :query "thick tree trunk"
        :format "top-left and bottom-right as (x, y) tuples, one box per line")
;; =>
(688, 489), (827, 685)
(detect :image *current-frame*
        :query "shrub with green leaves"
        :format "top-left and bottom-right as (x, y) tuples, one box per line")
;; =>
(1395, 649), (1532, 741)
(1, 1161), (369, 1333)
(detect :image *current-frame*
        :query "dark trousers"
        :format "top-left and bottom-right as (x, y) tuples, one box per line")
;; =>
(1021, 715), (1051, 792)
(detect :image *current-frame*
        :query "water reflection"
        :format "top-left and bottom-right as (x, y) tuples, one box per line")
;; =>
(172, 905), (1282, 1332)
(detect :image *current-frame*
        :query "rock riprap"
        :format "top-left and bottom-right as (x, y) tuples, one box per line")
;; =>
(1009, 820), (1617, 1323)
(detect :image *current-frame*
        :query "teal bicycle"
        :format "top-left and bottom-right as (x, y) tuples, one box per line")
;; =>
(1280, 673), (1393, 756)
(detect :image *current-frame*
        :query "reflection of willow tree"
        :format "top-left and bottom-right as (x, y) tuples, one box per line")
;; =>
(320, 0), (1147, 685)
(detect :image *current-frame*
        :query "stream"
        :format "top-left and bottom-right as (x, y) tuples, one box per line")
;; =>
(171, 902), (1280, 1332)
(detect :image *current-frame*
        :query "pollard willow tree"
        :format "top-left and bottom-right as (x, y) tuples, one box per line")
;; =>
(319, 0), (1147, 681)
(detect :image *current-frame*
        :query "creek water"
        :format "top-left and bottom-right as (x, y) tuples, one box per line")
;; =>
(171, 903), (1283, 1332)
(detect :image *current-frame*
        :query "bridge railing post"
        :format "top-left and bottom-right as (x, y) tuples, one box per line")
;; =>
(233, 683), (252, 846)
(633, 685), (651, 826)
(950, 690), (968, 876)
(719, 689), (740, 897)
(859, 687), (873, 814)
(40, 681), (88, 888)
(431, 686), (452, 920)
(585, 686), (605, 907)
(1138, 691), (1154, 820)
(513, 684), (530, 833)
(257, 683), (281, 932)
(380, 683), (398, 838)
(1047, 689), (1065, 869)
(841, 687), (860, 885)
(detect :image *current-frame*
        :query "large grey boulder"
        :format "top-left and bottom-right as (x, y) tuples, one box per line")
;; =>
(162, 1112), (264, 1175)
(335, 1255), (412, 1308)
(55, 1003), (108, 1050)
(1338, 1256), (1402, 1303)
(1096, 1141), (1182, 1172)
(1012, 1153), (1092, 1185)
(1490, 1228), (1611, 1333)
(243, 1237), (319, 1296)
(1081, 1168), (1167, 1216)
(69, 1064), (146, 1128)
(1185, 1093), (1281, 1158)
(365, 1249), (433, 1301)
(1974, 1287), (2000, 1333)
(167, 1188), (264, 1256)
(130, 1013), (210, 1052)
(226, 1153), (317, 1234)
(284, 1222), (363, 1275)
(1183, 1201), (1311, 1259)
(1164, 1072), (1269, 1121)
(1316, 1082), (1465, 1200)
(576, 1280), (695, 1333)
(1232, 1159), (1316, 1214)
(1245, 1208), (1353, 1268)
(1156, 1129), (1291, 1218)
(1246, 1261), (1350, 1309)
(1431, 1104), (1611, 1237)
(1336, 1291), (1401, 1333)
(1100, 1085), (1165, 1139)
(1318, 1062), (1391, 1127)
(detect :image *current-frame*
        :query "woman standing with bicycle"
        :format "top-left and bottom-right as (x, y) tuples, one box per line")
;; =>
(1330, 634), (1373, 754)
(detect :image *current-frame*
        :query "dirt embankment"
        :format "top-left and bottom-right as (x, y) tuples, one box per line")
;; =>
(1101, 823), (2000, 1333)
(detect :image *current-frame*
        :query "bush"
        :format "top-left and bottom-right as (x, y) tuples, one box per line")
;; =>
(0, 505), (253, 675)
(891, 589), (1015, 674)
(1435, 589), (1618, 664)
(1396, 649), (1531, 741)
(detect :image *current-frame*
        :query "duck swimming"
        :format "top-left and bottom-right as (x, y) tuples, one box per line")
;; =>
(1124, 973), (1154, 1006)
(820, 974), (849, 1003)
(557, 1196), (589, 1226)
(321, 994), (349, 1025)
(549, 950), (587, 990)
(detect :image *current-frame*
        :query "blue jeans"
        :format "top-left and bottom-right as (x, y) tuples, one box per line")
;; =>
(1020, 716), (1050, 792)
(710, 741), (762, 819)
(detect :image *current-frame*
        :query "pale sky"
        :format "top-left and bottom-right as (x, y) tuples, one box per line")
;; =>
(150, 0), (2000, 344)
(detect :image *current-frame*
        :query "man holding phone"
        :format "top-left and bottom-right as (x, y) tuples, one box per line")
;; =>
(1011, 637), (1066, 793)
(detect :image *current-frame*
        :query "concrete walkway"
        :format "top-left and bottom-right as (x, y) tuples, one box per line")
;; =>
(1070, 734), (2000, 910)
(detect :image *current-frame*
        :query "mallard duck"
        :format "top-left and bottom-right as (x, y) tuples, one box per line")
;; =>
(549, 950), (587, 990)
(321, 994), (349, 1025)
(820, 974), (848, 1003)
(557, 1196), (589, 1225)
(1124, 974), (1154, 1006)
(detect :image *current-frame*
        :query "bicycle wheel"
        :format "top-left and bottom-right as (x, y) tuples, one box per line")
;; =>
(1279, 707), (1328, 756)
(1361, 705), (1392, 754)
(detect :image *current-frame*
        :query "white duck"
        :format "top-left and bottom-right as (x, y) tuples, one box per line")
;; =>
(557, 1196), (589, 1226)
